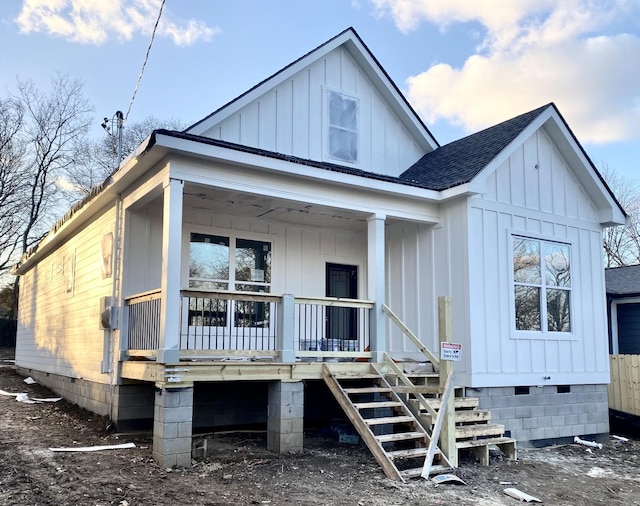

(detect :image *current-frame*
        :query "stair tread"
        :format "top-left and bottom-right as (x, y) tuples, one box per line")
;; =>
(344, 387), (392, 394)
(354, 401), (404, 409)
(427, 397), (479, 409)
(420, 410), (492, 424)
(375, 431), (427, 443)
(387, 447), (440, 459)
(364, 415), (415, 425)
(455, 423), (505, 438)
(456, 436), (517, 449)
(333, 373), (381, 379)
(393, 385), (442, 394)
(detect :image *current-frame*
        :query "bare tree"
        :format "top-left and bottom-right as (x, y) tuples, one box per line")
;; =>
(602, 164), (640, 267)
(64, 116), (184, 196)
(0, 98), (28, 274)
(0, 75), (92, 281)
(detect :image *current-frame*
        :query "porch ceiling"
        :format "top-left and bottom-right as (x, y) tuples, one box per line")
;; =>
(183, 183), (384, 230)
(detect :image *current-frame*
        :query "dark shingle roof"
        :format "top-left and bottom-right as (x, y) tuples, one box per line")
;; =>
(400, 104), (552, 190)
(606, 265), (640, 296)
(152, 129), (432, 189)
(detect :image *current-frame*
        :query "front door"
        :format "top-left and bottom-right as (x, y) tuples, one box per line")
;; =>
(325, 263), (358, 343)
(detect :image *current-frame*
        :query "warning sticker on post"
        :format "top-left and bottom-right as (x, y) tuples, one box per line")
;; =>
(440, 342), (462, 361)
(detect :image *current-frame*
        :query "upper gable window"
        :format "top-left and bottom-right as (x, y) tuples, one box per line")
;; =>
(327, 90), (358, 164)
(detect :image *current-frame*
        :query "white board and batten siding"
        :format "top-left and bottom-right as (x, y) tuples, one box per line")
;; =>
(15, 204), (118, 383)
(384, 204), (473, 376)
(465, 129), (608, 387)
(200, 46), (424, 178)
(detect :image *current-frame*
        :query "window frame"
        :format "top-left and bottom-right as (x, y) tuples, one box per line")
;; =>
(183, 226), (275, 331)
(324, 87), (359, 165)
(509, 231), (576, 340)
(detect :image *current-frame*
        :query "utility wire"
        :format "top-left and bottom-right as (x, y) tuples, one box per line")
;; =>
(125, 0), (166, 122)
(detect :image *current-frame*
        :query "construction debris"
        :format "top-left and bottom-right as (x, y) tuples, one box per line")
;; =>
(503, 487), (542, 502)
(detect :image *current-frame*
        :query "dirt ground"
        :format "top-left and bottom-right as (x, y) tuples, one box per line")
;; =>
(1, 349), (640, 506)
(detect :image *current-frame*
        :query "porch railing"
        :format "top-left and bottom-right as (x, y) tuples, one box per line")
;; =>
(294, 296), (372, 360)
(180, 289), (279, 356)
(123, 289), (373, 361)
(125, 290), (161, 351)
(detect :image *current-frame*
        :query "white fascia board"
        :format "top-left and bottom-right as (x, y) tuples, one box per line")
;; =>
(13, 135), (160, 275)
(155, 133), (442, 204)
(541, 118), (626, 226)
(341, 39), (438, 152)
(438, 182), (482, 201)
(472, 109), (553, 189)
(170, 154), (440, 224)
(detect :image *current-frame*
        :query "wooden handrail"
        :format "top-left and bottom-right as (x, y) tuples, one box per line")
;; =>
(382, 303), (440, 370)
(294, 296), (375, 309)
(125, 289), (162, 304)
(180, 289), (281, 303)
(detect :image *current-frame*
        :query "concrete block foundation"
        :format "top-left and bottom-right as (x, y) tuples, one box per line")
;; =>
(474, 384), (609, 446)
(267, 381), (304, 453)
(153, 387), (194, 468)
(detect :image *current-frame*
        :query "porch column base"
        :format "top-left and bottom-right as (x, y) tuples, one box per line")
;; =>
(267, 381), (304, 454)
(153, 386), (193, 468)
(157, 347), (179, 363)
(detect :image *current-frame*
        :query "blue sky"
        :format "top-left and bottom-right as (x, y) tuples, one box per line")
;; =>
(1, 0), (638, 183)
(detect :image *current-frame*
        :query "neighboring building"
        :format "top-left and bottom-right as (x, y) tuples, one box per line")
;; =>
(606, 265), (640, 354)
(12, 28), (625, 468)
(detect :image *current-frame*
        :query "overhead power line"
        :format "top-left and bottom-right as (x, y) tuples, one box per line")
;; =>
(125, 0), (166, 122)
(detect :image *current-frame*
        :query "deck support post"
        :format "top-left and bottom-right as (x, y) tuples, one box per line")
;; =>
(438, 296), (457, 467)
(158, 178), (183, 364)
(267, 381), (304, 454)
(278, 294), (296, 363)
(152, 386), (193, 468)
(367, 214), (386, 362)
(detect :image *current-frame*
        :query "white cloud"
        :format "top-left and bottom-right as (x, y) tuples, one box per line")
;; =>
(16, 0), (220, 46)
(373, 0), (640, 143)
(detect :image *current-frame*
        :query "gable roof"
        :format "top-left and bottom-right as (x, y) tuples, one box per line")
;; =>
(401, 102), (626, 225)
(185, 27), (439, 152)
(401, 104), (550, 190)
(606, 265), (640, 297)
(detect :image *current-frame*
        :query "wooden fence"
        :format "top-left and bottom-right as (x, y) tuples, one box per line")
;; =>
(609, 354), (640, 416)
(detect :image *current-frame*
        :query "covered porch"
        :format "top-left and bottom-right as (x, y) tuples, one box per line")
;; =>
(111, 150), (441, 468)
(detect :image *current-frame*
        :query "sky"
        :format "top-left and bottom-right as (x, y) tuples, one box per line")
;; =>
(1, 0), (639, 184)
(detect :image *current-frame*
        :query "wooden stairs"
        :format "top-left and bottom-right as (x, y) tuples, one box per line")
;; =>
(323, 360), (517, 481)
(394, 368), (518, 466)
(322, 364), (453, 482)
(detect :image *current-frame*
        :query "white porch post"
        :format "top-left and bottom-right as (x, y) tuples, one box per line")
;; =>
(367, 214), (386, 362)
(157, 178), (184, 363)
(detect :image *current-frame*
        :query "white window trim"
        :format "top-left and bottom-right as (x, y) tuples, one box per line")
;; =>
(508, 230), (577, 341)
(323, 86), (360, 166)
(182, 225), (276, 292)
(610, 297), (640, 354)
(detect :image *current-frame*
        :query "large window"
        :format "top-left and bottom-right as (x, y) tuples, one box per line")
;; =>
(513, 236), (571, 333)
(188, 233), (272, 328)
(327, 90), (358, 163)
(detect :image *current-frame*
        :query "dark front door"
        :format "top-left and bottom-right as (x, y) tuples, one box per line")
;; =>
(326, 263), (358, 342)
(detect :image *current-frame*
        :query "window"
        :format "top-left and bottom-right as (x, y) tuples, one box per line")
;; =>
(188, 233), (272, 327)
(513, 236), (571, 333)
(327, 90), (358, 163)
